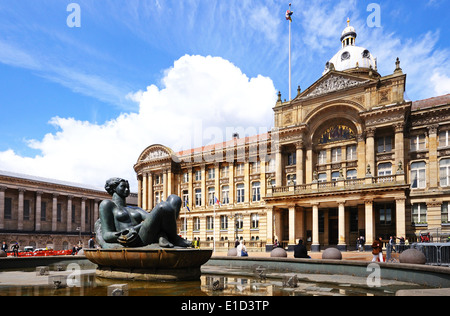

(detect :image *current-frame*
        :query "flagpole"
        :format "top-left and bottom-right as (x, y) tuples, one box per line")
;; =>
(213, 201), (216, 253)
(288, 3), (292, 101)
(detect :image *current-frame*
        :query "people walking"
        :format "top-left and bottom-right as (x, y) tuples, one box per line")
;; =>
(371, 237), (384, 262)
(11, 243), (19, 257)
(236, 240), (248, 257)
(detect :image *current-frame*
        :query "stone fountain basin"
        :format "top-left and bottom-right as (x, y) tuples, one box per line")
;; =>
(84, 248), (212, 281)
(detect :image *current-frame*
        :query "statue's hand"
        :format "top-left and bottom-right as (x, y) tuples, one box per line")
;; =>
(117, 228), (138, 246)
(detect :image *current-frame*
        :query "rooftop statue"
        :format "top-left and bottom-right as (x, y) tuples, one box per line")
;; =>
(95, 178), (191, 249)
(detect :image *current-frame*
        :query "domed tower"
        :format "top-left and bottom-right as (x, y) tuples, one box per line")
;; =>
(323, 18), (379, 78)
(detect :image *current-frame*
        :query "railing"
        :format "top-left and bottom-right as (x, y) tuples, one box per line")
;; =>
(269, 173), (406, 197)
(411, 243), (450, 266)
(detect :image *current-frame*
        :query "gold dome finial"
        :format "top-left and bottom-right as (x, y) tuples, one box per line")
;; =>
(347, 17), (350, 26)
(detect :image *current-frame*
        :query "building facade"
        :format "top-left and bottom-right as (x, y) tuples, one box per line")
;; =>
(0, 170), (133, 250)
(135, 21), (450, 251)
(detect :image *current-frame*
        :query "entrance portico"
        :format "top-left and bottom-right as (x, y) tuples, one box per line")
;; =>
(266, 183), (408, 252)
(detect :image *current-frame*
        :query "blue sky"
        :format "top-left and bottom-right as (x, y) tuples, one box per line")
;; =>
(0, 0), (449, 190)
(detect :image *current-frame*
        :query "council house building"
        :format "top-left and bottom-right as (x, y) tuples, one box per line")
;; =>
(134, 21), (450, 252)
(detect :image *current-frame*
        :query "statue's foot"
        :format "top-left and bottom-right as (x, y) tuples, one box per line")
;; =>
(159, 236), (174, 248)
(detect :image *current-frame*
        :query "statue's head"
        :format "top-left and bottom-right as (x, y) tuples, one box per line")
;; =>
(105, 178), (130, 197)
(167, 194), (182, 218)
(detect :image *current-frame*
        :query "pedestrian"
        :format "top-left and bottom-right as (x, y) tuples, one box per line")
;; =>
(235, 237), (240, 248)
(359, 235), (365, 252)
(273, 239), (280, 249)
(1, 241), (7, 253)
(388, 236), (396, 253)
(11, 243), (19, 257)
(236, 240), (248, 257)
(72, 244), (78, 255)
(88, 235), (96, 248)
(371, 237), (383, 262)
(193, 237), (198, 249)
(294, 239), (310, 258)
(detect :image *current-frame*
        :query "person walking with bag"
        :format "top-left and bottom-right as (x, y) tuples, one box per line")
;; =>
(371, 237), (384, 262)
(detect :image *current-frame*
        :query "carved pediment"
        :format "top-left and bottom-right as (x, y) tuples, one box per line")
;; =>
(300, 73), (370, 99)
(137, 145), (174, 163)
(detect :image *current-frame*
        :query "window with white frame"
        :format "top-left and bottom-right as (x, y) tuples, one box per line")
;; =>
(220, 215), (228, 230)
(236, 183), (245, 203)
(411, 162), (426, 189)
(221, 165), (229, 178)
(236, 214), (243, 230)
(195, 170), (201, 181)
(378, 162), (392, 176)
(440, 159), (450, 187)
(221, 185), (229, 205)
(331, 171), (340, 181)
(346, 169), (357, 179)
(206, 216), (214, 230)
(182, 190), (188, 207)
(155, 192), (160, 205)
(442, 202), (449, 224)
(411, 134), (426, 151)
(208, 187), (215, 206)
(251, 161), (260, 174)
(318, 150), (327, 164)
(252, 182), (261, 202)
(412, 203), (427, 224)
(251, 213), (259, 229)
(346, 145), (357, 160)
(318, 173), (327, 183)
(208, 168), (215, 180)
(235, 163), (244, 176)
(439, 130), (450, 147)
(193, 217), (200, 231)
(195, 188), (202, 206)
(182, 172), (189, 183)
(331, 147), (342, 162)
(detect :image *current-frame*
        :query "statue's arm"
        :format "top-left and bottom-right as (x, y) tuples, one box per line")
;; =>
(99, 200), (120, 243)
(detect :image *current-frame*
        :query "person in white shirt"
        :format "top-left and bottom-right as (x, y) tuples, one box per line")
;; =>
(236, 240), (248, 257)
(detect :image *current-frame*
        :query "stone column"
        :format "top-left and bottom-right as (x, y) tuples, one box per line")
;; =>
(137, 176), (142, 208)
(396, 197), (406, 238)
(266, 207), (274, 246)
(18, 188), (25, 231)
(289, 205), (296, 245)
(201, 166), (206, 207)
(94, 199), (99, 225)
(357, 133), (366, 178)
(142, 173), (148, 211)
(52, 193), (59, 232)
(0, 186), (6, 229)
(67, 195), (73, 232)
(365, 128), (376, 177)
(275, 145), (283, 187)
(394, 123), (405, 174)
(81, 197), (86, 232)
(35, 191), (43, 231)
(163, 169), (168, 200)
(338, 201), (346, 250)
(148, 172), (153, 210)
(311, 203), (320, 252)
(428, 124), (439, 188)
(229, 163), (234, 205)
(244, 161), (250, 203)
(296, 141), (304, 185)
(365, 200), (374, 249)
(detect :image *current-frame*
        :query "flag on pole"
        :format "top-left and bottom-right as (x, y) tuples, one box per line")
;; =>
(214, 196), (221, 207)
(184, 199), (191, 212)
(286, 3), (293, 22)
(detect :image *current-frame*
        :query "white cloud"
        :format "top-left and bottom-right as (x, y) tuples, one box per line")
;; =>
(0, 55), (276, 191)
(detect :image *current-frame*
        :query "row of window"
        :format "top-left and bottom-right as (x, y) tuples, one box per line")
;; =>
(182, 182), (262, 207)
(3, 198), (89, 223)
(412, 202), (449, 224)
(181, 213), (260, 231)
